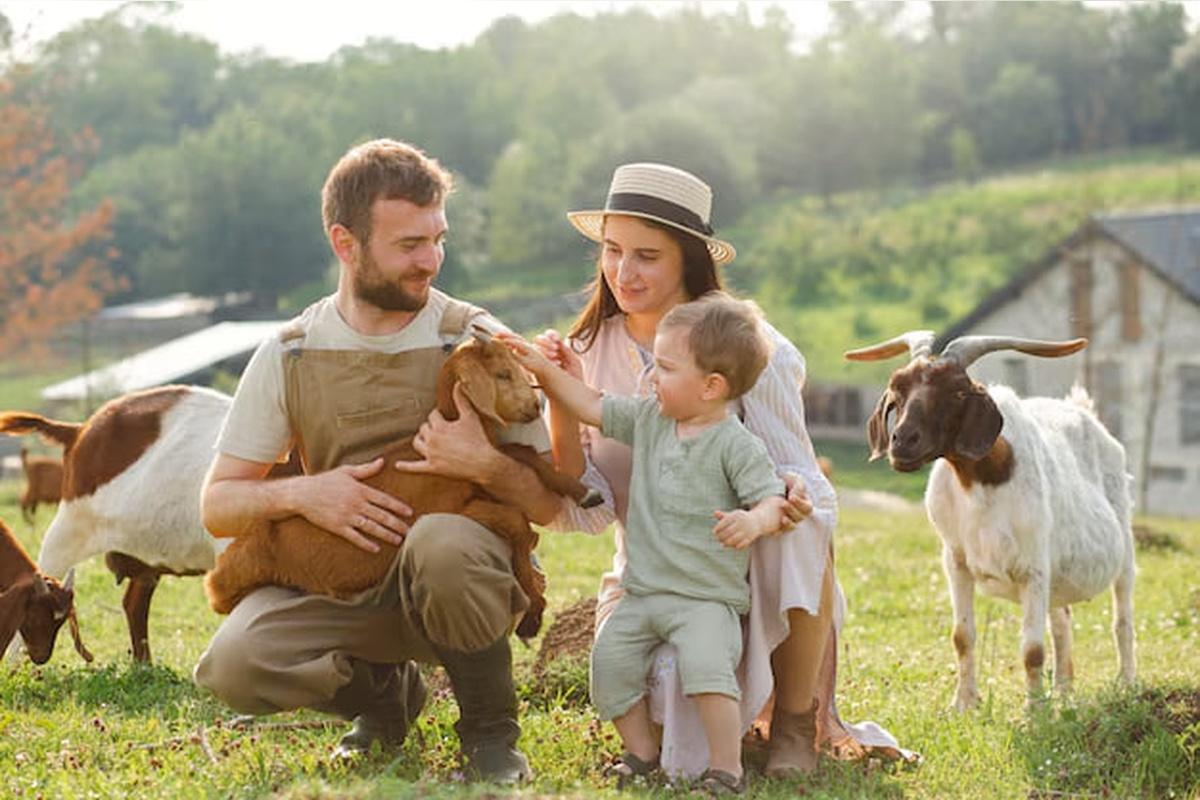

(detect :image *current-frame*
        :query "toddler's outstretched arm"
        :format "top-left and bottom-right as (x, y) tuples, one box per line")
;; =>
(497, 332), (604, 428)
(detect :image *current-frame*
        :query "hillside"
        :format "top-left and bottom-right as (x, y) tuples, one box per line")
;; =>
(724, 152), (1200, 384)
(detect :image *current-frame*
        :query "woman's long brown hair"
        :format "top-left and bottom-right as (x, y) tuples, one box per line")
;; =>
(567, 217), (724, 352)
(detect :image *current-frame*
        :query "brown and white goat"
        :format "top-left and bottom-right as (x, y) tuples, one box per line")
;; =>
(19, 447), (64, 523)
(0, 517), (92, 665)
(205, 336), (599, 638)
(847, 332), (1135, 709)
(0, 385), (235, 662)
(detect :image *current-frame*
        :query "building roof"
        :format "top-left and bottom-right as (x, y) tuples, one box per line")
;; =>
(938, 207), (1200, 347)
(42, 320), (283, 402)
(1093, 208), (1200, 302)
(95, 291), (252, 321)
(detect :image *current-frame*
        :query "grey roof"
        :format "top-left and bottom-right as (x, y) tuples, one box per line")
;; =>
(938, 207), (1200, 347)
(42, 320), (283, 402)
(1093, 208), (1200, 302)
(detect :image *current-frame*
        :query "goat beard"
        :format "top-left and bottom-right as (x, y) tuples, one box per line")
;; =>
(352, 250), (429, 313)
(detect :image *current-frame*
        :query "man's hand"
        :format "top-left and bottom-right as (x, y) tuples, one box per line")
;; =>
(781, 471), (814, 528)
(393, 383), (498, 483)
(299, 458), (412, 553)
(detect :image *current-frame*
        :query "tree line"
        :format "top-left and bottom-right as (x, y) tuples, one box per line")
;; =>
(2, 1), (1200, 354)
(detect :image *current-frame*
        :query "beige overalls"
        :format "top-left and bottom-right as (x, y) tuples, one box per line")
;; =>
(194, 299), (529, 716)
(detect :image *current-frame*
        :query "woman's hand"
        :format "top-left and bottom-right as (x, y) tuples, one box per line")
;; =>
(533, 329), (584, 380)
(781, 471), (814, 528)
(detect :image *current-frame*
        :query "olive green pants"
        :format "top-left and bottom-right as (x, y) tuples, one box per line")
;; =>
(194, 513), (527, 715)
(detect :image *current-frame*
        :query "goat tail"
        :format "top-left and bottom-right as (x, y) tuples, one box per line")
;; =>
(0, 412), (82, 449)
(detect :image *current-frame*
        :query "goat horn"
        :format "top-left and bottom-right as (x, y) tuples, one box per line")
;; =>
(844, 330), (937, 362)
(940, 336), (1088, 370)
(62, 568), (75, 593)
(469, 323), (494, 344)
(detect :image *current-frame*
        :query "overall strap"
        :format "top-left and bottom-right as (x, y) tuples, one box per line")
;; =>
(437, 296), (485, 348)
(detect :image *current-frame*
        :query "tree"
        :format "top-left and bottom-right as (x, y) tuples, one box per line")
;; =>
(0, 50), (118, 358)
(975, 63), (1064, 165)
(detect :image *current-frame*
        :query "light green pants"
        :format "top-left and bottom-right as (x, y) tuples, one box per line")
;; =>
(194, 513), (527, 716)
(590, 591), (742, 720)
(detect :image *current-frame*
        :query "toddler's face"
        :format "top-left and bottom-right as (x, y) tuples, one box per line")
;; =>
(651, 326), (710, 420)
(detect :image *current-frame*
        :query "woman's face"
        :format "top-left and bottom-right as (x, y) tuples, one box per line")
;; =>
(600, 215), (690, 318)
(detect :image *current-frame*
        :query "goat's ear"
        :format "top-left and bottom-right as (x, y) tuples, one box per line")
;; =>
(0, 580), (31, 659)
(866, 391), (892, 462)
(953, 389), (1003, 461)
(455, 357), (505, 427)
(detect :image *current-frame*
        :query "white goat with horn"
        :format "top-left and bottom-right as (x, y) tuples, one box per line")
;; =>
(845, 332), (1135, 709)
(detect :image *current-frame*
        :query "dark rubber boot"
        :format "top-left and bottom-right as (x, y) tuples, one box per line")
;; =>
(329, 660), (426, 760)
(433, 635), (532, 784)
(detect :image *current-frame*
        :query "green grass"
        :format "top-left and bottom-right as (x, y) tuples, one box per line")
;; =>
(1, 478), (1197, 798)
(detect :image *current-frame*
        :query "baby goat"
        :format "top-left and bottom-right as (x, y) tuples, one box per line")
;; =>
(846, 332), (1135, 708)
(0, 517), (91, 665)
(19, 447), (63, 523)
(205, 336), (599, 638)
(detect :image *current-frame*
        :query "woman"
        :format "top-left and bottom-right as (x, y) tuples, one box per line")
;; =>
(542, 163), (911, 780)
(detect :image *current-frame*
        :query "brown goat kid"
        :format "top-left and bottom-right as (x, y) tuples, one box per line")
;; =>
(0, 517), (92, 665)
(205, 337), (599, 638)
(19, 447), (63, 523)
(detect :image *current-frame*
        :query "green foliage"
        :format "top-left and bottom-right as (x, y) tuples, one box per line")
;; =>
(735, 155), (1200, 382)
(2, 1), (1195, 317)
(1016, 685), (1200, 797)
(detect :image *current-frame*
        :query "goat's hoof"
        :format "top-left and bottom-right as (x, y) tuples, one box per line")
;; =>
(951, 693), (980, 713)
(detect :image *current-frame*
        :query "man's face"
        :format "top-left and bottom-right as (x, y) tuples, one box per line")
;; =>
(351, 197), (447, 312)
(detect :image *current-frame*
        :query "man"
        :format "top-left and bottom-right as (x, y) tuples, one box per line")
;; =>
(194, 139), (561, 783)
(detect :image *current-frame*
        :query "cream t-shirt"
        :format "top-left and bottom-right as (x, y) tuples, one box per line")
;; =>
(217, 289), (551, 465)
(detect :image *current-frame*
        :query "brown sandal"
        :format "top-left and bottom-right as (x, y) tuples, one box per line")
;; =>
(699, 767), (746, 795)
(604, 750), (660, 789)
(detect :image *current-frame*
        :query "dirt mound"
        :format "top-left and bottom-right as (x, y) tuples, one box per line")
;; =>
(533, 596), (596, 674)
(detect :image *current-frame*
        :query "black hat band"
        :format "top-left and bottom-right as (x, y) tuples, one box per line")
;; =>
(605, 192), (713, 237)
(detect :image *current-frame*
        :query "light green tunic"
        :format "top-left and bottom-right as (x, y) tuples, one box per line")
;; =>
(601, 394), (785, 613)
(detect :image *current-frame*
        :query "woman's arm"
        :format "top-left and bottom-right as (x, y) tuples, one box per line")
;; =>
(741, 331), (838, 531)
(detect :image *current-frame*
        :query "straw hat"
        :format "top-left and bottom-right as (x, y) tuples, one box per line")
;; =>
(567, 163), (737, 265)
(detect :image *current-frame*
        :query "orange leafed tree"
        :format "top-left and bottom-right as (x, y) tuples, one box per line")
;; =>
(0, 67), (119, 359)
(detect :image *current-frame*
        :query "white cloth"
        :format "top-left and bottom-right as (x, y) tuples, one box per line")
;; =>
(546, 313), (913, 777)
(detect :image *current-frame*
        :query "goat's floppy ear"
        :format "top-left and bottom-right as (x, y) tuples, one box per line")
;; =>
(455, 357), (505, 427)
(866, 391), (893, 462)
(953, 388), (1003, 461)
(0, 580), (31, 660)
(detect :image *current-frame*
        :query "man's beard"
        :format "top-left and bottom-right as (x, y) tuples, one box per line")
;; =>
(352, 250), (429, 312)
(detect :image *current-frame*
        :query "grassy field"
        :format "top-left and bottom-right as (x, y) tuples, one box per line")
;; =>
(0, 476), (1196, 800)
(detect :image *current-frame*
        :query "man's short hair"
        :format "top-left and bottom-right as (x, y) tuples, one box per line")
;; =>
(660, 292), (772, 399)
(321, 139), (453, 244)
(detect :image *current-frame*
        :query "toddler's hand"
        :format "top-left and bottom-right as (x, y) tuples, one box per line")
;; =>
(713, 508), (766, 550)
(495, 331), (554, 376)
